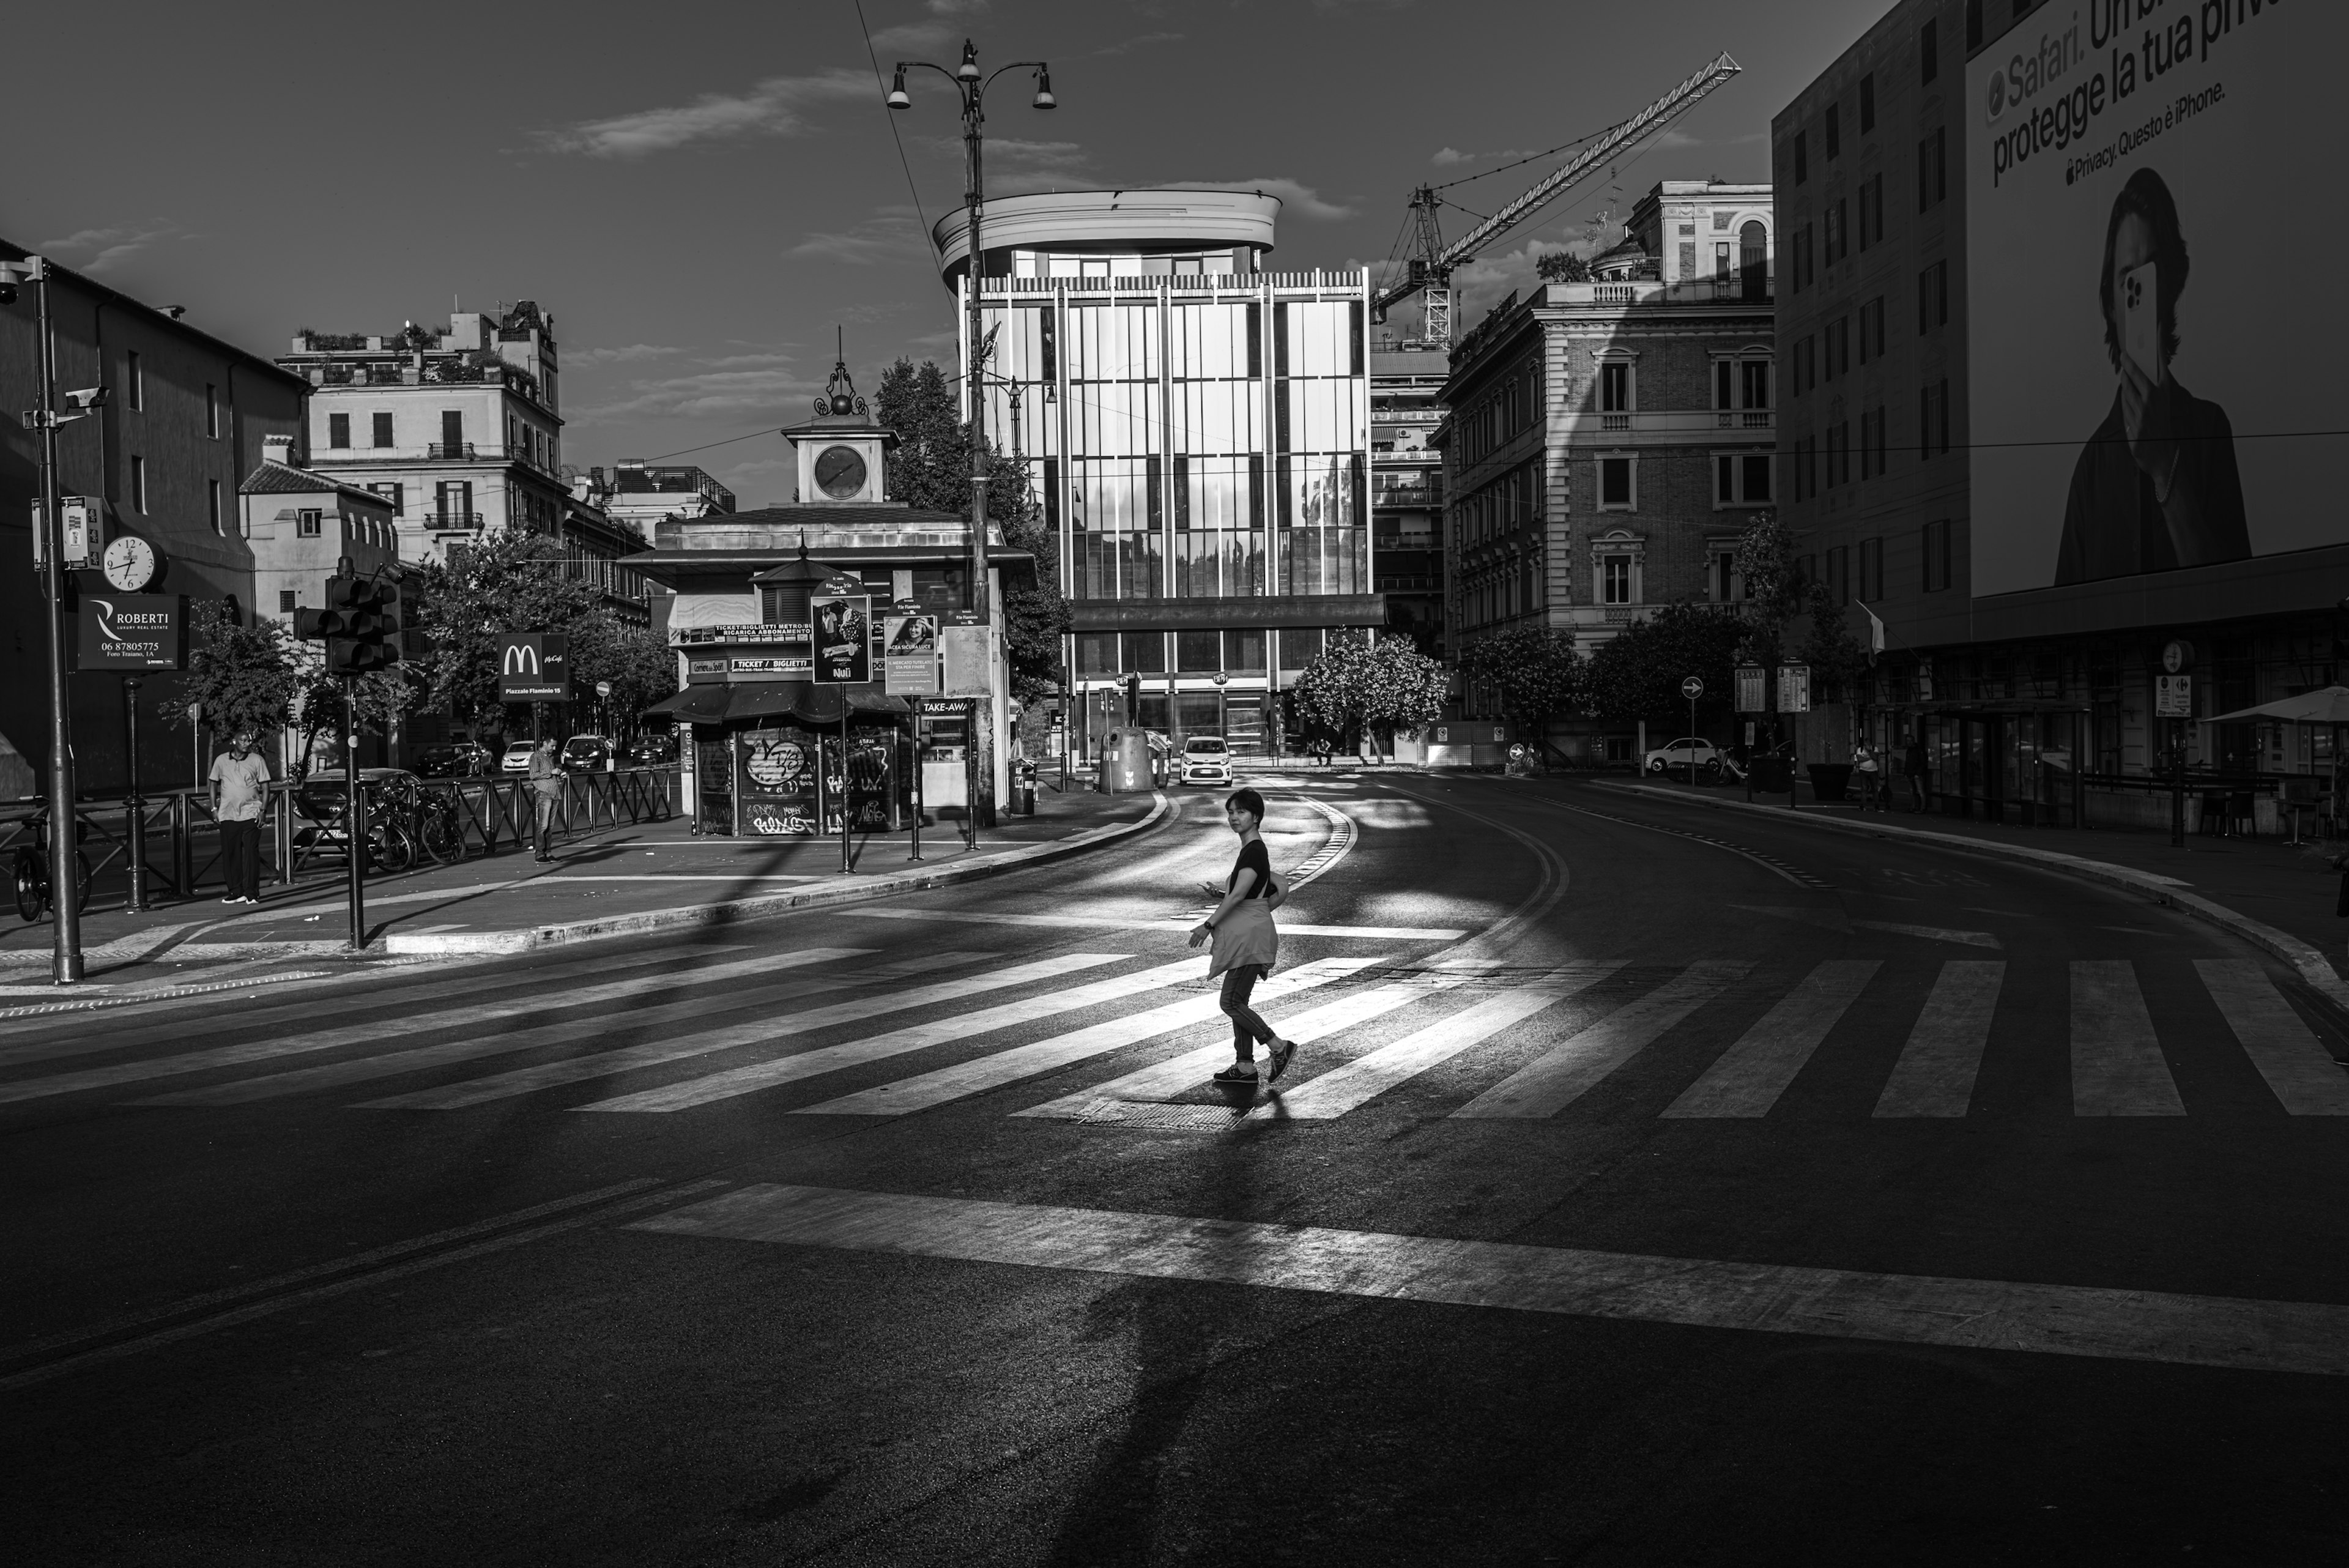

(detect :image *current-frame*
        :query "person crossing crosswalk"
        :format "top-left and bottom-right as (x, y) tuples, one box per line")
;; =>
(2, 942), (2345, 1126)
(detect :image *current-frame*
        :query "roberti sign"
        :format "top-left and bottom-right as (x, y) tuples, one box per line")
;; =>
(498, 633), (571, 700)
(75, 593), (185, 671)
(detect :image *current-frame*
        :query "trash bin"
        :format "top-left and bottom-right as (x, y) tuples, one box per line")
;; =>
(1101, 729), (1154, 794)
(1807, 763), (1854, 802)
(1014, 760), (1037, 816)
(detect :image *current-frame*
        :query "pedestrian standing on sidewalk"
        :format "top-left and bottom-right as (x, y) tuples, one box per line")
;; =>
(209, 732), (272, 905)
(528, 738), (563, 862)
(1854, 741), (1885, 812)
(1903, 732), (1929, 812)
(1189, 787), (1299, 1087)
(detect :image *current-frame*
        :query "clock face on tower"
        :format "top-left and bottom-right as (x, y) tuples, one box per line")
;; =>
(814, 444), (868, 500)
(103, 535), (158, 592)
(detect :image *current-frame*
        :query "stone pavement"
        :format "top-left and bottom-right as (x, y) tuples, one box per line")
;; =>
(0, 779), (1163, 992)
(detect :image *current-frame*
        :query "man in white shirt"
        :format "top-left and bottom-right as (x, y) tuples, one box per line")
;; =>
(209, 732), (273, 904)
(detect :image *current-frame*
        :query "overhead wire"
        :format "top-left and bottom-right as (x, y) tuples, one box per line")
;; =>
(852, 0), (940, 264)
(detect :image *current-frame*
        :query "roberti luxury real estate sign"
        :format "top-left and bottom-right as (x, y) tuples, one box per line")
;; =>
(1967, 1), (2344, 596)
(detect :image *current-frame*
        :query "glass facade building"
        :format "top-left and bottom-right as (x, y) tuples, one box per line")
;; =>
(939, 190), (1378, 754)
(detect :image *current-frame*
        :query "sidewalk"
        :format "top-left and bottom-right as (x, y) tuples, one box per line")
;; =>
(0, 782), (1166, 986)
(1581, 772), (2349, 999)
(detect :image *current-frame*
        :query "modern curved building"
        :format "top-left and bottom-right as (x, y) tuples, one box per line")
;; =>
(935, 188), (1377, 757)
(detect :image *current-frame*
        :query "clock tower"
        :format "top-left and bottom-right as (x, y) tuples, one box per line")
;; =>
(781, 351), (896, 506)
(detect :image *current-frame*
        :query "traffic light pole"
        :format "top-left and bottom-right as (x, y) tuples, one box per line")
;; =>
(33, 259), (83, 984)
(343, 678), (366, 951)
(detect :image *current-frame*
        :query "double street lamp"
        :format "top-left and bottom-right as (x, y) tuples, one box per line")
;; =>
(888, 39), (1055, 623)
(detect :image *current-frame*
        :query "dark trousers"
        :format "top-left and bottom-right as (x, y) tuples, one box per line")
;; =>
(220, 819), (261, 899)
(532, 793), (558, 858)
(1219, 964), (1277, 1057)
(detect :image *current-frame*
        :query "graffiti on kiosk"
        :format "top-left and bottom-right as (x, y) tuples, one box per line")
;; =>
(746, 739), (806, 788)
(744, 803), (817, 836)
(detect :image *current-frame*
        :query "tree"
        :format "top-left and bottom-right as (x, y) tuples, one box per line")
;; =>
(1582, 601), (1746, 730)
(1460, 626), (1583, 743)
(1798, 582), (1869, 705)
(407, 526), (604, 730)
(1535, 251), (1594, 284)
(1731, 510), (1804, 667)
(1291, 633), (1445, 756)
(166, 600), (300, 743)
(874, 357), (1071, 706)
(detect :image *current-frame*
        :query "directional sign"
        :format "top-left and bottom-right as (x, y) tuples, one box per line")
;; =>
(2155, 674), (2193, 718)
(499, 633), (571, 701)
(1680, 676), (1704, 700)
(76, 593), (185, 671)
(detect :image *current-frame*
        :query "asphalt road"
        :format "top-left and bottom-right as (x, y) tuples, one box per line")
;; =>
(7, 773), (2349, 1566)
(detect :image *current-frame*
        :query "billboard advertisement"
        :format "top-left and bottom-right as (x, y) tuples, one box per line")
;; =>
(1967, 2), (2345, 596)
(76, 594), (185, 671)
(810, 593), (870, 683)
(499, 634), (570, 700)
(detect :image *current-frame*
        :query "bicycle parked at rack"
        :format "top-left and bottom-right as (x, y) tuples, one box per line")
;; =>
(12, 807), (92, 923)
(375, 770), (467, 865)
(292, 772), (419, 876)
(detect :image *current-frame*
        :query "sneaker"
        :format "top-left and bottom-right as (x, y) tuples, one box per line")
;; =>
(1267, 1039), (1299, 1082)
(1211, 1064), (1258, 1086)
(220, 896), (240, 905)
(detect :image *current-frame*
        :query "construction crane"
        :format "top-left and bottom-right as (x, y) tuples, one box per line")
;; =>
(1371, 51), (1743, 348)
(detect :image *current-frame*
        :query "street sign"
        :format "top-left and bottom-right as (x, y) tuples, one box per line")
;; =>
(498, 633), (571, 701)
(595, 680), (612, 699)
(811, 592), (872, 683)
(883, 612), (940, 696)
(941, 624), (991, 697)
(59, 496), (100, 569)
(1733, 666), (1767, 713)
(1680, 675), (1704, 700)
(1777, 663), (1812, 715)
(75, 593), (184, 670)
(2156, 674), (2193, 718)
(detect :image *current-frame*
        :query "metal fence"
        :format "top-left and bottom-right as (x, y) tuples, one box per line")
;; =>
(0, 767), (679, 913)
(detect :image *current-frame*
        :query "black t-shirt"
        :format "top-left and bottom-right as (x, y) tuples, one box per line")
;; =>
(1229, 840), (1273, 899)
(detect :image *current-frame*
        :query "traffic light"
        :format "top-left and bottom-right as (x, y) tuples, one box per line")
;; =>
(292, 576), (403, 674)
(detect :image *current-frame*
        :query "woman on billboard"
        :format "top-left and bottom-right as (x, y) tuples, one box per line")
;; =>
(2055, 167), (2249, 584)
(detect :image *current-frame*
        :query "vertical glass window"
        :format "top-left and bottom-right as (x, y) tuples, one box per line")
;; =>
(1119, 632), (1167, 673)
(328, 412), (351, 448)
(1272, 300), (1365, 595)
(206, 384), (219, 438)
(127, 351), (143, 410)
(1175, 630), (1222, 672)
(208, 478), (222, 534)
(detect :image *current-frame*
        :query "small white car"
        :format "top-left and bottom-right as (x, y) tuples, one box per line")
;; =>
(1179, 736), (1233, 787)
(499, 741), (537, 775)
(1642, 737), (1723, 778)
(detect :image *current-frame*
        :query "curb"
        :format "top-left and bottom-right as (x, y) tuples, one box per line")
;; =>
(380, 793), (1175, 955)
(1583, 779), (2349, 1010)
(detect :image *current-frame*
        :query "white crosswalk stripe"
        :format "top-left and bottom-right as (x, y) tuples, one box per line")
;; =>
(1874, 961), (2005, 1118)
(0, 945), (715, 1071)
(2193, 959), (2349, 1115)
(131, 953), (1000, 1107)
(2071, 960), (2184, 1117)
(1661, 960), (1880, 1118)
(0, 949), (853, 1107)
(1017, 967), (1482, 1123)
(1248, 963), (1625, 1121)
(1452, 962), (1751, 1120)
(352, 953), (1130, 1111)
(583, 956), (1222, 1114)
(795, 957), (1383, 1118)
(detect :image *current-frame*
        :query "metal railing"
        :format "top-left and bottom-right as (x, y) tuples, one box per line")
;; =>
(0, 767), (678, 915)
(427, 442), (477, 460)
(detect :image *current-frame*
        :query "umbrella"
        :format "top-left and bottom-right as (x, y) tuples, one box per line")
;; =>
(2203, 686), (2349, 724)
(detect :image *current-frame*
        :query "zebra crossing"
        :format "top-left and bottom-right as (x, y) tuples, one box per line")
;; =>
(4, 942), (2346, 1124)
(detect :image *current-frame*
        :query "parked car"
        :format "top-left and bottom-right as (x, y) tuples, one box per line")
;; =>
(1642, 737), (1723, 778)
(560, 734), (616, 773)
(1179, 736), (1233, 787)
(499, 741), (537, 775)
(413, 741), (490, 779)
(628, 733), (678, 765)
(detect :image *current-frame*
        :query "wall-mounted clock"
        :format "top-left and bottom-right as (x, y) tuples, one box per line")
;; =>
(102, 534), (158, 592)
(814, 444), (868, 500)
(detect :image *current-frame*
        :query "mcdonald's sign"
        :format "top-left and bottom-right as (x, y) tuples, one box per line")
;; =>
(498, 633), (571, 701)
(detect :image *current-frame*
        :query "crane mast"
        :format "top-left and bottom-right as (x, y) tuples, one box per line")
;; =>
(1373, 50), (1743, 349)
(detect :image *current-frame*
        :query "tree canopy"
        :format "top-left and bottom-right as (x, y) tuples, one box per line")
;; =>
(1292, 632), (1447, 750)
(1582, 601), (1747, 728)
(1459, 626), (1584, 738)
(875, 357), (1072, 707)
(167, 601), (301, 741)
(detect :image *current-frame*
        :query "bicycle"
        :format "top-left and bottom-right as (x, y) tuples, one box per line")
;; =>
(12, 808), (92, 924)
(294, 778), (419, 877)
(382, 773), (467, 865)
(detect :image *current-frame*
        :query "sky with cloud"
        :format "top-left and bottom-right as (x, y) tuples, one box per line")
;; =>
(2, 0), (1886, 507)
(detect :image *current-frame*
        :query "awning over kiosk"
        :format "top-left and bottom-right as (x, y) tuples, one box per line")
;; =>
(640, 682), (911, 726)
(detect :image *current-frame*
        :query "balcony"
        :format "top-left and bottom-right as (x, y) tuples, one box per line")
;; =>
(1371, 481), (1442, 509)
(1547, 279), (1773, 309)
(428, 442), (477, 460)
(429, 511), (483, 530)
(1572, 409), (1774, 439)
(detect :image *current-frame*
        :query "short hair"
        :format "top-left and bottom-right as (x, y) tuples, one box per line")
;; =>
(1225, 787), (1266, 822)
(2099, 166), (2189, 366)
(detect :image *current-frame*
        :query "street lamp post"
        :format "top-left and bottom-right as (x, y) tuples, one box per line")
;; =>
(4, 256), (109, 984)
(891, 41), (1053, 836)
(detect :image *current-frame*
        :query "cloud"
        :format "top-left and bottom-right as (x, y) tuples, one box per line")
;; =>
(1430, 146), (1542, 167)
(568, 356), (818, 423)
(37, 221), (193, 275)
(1096, 31), (1182, 55)
(786, 204), (936, 266)
(870, 21), (953, 53)
(1167, 179), (1354, 221)
(535, 68), (872, 158)
(568, 343), (681, 368)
